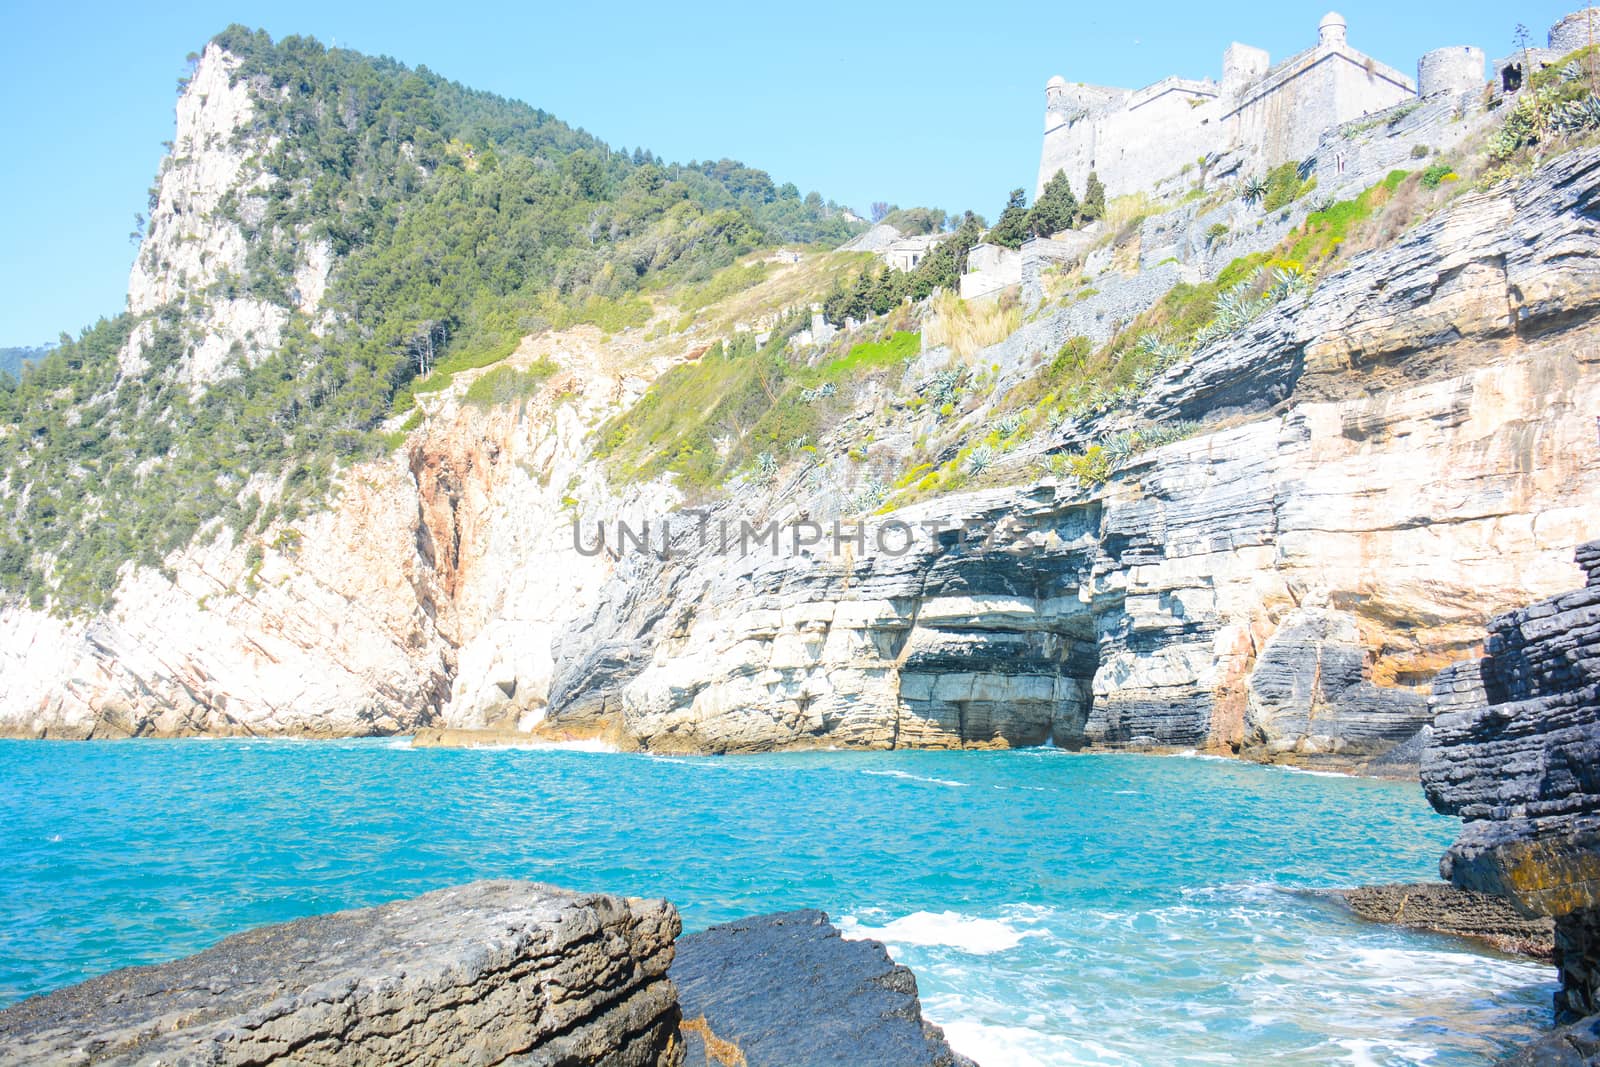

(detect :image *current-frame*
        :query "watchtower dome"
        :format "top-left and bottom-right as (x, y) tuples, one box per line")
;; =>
(1319, 11), (1348, 47)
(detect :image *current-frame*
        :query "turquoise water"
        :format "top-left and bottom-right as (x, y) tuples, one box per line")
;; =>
(0, 740), (1554, 1065)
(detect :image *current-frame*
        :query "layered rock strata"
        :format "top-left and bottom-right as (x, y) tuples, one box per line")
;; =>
(672, 910), (973, 1067)
(0, 881), (683, 1066)
(1333, 883), (1554, 958)
(5, 103), (1600, 763)
(1422, 540), (1600, 1024)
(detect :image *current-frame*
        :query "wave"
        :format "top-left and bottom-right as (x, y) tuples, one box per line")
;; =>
(1274, 764), (1357, 779)
(860, 768), (967, 788)
(838, 910), (1031, 954)
(472, 738), (620, 753)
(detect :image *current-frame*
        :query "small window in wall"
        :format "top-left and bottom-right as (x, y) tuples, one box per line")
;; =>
(1337, 154), (1346, 174)
(1502, 63), (1523, 92)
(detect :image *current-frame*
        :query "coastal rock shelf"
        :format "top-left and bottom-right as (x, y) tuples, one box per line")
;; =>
(0, 883), (973, 1067)
(0, 882), (683, 1066)
(1423, 540), (1600, 1032)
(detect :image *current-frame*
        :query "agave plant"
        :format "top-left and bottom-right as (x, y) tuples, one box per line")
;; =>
(1102, 431), (1138, 463)
(755, 452), (779, 484)
(847, 478), (890, 514)
(1266, 265), (1310, 302)
(967, 445), (996, 476)
(927, 368), (965, 408)
(995, 412), (1025, 438)
(1241, 175), (1269, 206)
(1554, 94), (1600, 135)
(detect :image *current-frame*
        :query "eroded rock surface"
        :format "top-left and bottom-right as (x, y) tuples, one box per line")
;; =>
(1334, 883), (1554, 958)
(1423, 540), (1600, 1031)
(0, 881), (683, 1066)
(672, 910), (973, 1067)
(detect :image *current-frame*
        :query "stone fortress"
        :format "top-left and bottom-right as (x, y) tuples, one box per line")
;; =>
(1037, 11), (1490, 198)
(858, 9), (1600, 306)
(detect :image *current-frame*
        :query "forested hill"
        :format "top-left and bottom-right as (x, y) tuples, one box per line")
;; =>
(0, 27), (862, 612)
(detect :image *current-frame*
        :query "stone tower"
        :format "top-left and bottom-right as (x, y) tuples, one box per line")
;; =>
(1418, 46), (1486, 98)
(1550, 8), (1600, 52)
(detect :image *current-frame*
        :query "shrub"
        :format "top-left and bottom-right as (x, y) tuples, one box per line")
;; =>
(463, 360), (559, 408)
(1420, 163), (1458, 188)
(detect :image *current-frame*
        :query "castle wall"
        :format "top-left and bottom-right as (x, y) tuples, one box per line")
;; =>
(1419, 46), (1486, 97)
(1313, 89), (1494, 201)
(1039, 87), (1218, 199)
(1225, 47), (1415, 180)
(1550, 8), (1600, 52)
(1039, 19), (1417, 200)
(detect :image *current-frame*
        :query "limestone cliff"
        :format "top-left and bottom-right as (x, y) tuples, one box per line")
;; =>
(4, 42), (1599, 770)
(545, 150), (1600, 763)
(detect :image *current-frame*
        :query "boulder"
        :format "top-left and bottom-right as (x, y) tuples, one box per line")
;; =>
(672, 910), (973, 1067)
(0, 881), (682, 1066)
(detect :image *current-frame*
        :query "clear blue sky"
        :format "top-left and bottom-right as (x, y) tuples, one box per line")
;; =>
(0, 0), (1577, 344)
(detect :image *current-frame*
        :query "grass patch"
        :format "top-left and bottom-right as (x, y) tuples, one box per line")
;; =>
(1261, 161), (1316, 212)
(1282, 170), (1409, 269)
(924, 290), (1022, 359)
(817, 331), (920, 381)
(675, 261), (769, 314)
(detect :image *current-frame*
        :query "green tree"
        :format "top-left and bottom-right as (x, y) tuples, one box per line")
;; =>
(1028, 171), (1079, 237)
(1081, 171), (1107, 222)
(987, 189), (1032, 250)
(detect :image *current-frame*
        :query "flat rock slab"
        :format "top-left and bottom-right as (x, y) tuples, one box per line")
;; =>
(671, 910), (974, 1067)
(1335, 882), (1554, 959)
(0, 880), (682, 1066)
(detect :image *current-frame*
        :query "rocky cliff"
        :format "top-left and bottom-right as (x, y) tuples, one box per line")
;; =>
(1423, 540), (1600, 1025)
(1420, 540), (1600, 1064)
(545, 150), (1600, 764)
(4, 41), (1599, 767)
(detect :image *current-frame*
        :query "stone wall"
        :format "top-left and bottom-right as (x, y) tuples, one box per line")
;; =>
(1038, 15), (1415, 199)
(1422, 540), (1600, 1021)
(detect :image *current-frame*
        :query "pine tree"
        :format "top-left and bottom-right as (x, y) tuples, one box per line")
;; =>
(987, 188), (1032, 249)
(1081, 171), (1107, 223)
(1028, 171), (1079, 237)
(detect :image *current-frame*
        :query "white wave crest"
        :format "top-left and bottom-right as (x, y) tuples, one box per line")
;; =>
(860, 768), (967, 787)
(839, 910), (1030, 954)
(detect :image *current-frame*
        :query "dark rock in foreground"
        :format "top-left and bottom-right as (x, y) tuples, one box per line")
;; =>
(1334, 882), (1554, 959)
(672, 910), (974, 1067)
(1422, 540), (1600, 1024)
(0, 881), (682, 1066)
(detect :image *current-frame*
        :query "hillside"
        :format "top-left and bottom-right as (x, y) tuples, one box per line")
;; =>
(0, 27), (859, 611)
(0, 24), (1597, 771)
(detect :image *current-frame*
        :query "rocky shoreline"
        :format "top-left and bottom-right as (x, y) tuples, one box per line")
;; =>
(1331, 883), (1555, 959)
(0, 882), (968, 1067)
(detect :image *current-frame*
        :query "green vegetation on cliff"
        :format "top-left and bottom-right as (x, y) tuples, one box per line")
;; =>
(0, 27), (863, 613)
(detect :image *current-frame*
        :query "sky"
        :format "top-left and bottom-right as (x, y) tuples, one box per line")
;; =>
(0, 0), (1581, 344)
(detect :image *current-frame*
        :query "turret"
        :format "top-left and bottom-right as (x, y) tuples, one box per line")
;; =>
(1550, 8), (1600, 52)
(1418, 46), (1485, 97)
(1223, 43), (1270, 89)
(1318, 11), (1348, 48)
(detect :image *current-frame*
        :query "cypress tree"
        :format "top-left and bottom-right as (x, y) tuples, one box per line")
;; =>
(1028, 170), (1079, 237)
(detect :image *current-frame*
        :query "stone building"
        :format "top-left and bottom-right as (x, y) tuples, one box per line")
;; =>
(959, 243), (1023, 301)
(1038, 13), (1426, 198)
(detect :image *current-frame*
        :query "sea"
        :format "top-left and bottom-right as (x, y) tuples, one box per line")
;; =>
(0, 739), (1555, 1065)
